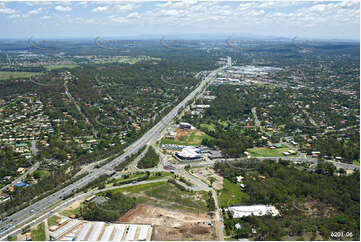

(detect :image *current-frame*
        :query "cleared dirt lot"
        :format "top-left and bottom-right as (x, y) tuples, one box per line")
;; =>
(191, 167), (224, 190)
(118, 205), (217, 241)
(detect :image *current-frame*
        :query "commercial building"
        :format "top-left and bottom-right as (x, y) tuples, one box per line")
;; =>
(175, 146), (202, 161)
(228, 205), (279, 218)
(49, 219), (152, 241)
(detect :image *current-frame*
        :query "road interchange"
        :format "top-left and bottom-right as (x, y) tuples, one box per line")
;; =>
(0, 66), (225, 240)
(1, 64), (358, 240)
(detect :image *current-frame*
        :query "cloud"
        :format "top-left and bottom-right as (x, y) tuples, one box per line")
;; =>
(92, 6), (108, 12)
(113, 3), (138, 12)
(40, 15), (51, 20)
(127, 12), (140, 19)
(55, 5), (72, 12)
(8, 14), (21, 19)
(28, 8), (43, 15)
(108, 15), (128, 23)
(0, 6), (17, 14)
(69, 17), (99, 24)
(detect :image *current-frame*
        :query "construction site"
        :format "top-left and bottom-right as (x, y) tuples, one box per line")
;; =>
(118, 205), (217, 241)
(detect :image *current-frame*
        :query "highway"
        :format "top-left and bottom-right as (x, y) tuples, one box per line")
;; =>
(0, 179), (168, 240)
(0, 66), (225, 239)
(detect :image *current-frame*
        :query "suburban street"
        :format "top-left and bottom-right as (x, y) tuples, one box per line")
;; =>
(0, 64), (357, 241)
(251, 107), (260, 127)
(0, 162), (40, 193)
(0, 66), (225, 240)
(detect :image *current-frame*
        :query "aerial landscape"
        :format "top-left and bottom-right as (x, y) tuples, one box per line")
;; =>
(0, 0), (359, 241)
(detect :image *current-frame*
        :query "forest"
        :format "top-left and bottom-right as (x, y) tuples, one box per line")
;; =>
(137, 146), (160, 169)
(214, 160), (360, 240)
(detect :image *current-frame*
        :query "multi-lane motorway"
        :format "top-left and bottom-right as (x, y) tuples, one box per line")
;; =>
(2, 63), (356, 240)
(0, 66), (225, 239)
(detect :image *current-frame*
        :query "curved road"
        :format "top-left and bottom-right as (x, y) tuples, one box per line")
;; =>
(0, 66), (225, 239)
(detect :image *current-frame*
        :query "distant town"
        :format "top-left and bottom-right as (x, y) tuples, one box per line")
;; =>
(0, 32), (359, 242)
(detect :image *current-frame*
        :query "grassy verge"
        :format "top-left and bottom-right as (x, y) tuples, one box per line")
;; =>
(218, 179), (249, 207)
(31, 222), (45, 241)
(146, 172), (174, 181)
(60, 207), (81, 217)
(352, 160), (360, 166)
(47, 215), (60, 227)
(108, 181), (167, 194)
(113, 173), (145, 183)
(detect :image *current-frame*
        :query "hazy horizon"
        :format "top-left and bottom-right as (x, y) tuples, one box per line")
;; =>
(0, 1), (359, 40)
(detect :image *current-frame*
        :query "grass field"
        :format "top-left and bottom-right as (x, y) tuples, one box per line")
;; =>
(161, 129), (213, 146)
(109, 181), (208, 213)
(218, 179), (250, 207)
(33, 169), (51, 179)
(44, 64), (78, 71)
(31, 222), (45, 241)
(47, 215), (60, 227)
(0, 71), (43, 80)
(108, 181), (167, 194)
(247, 147), (300, 157)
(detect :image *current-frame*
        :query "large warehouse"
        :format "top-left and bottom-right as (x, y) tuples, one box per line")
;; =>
(48, 219), (153, 241)
(227, 205), (279, 218)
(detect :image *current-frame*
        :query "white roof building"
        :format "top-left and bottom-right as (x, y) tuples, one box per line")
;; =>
(125, 225), (137, 241)
(137, 225), (149, 241)
(100, 226), (114, 241)
(87, 222), (104, 241)
(175, 146), (202, 160)
(228, 205), (279, 218)
(111, 224), (127, 241)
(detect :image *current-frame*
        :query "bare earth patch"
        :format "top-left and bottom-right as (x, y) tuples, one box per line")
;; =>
(64, 200), (81, 211)
(118, 205), (217, 241)
(303, 199), (336, 217)
(175, 128), (191, 138)
(191, 167), (224, 190)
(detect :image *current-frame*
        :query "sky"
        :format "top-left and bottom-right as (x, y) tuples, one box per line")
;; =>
(0, 0), (359, 40)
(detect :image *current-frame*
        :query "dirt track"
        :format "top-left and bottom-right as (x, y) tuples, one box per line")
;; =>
(118, 205), (217, 241)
